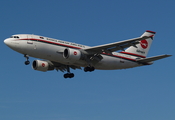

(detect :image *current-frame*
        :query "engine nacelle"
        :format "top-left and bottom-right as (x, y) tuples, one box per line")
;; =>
(32, 60), (54, 72)
(63, 48), (83, 62)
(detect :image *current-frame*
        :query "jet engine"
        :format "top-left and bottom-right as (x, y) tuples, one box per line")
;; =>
(63, 48), (84, 62)
(32, 60), (54, 72)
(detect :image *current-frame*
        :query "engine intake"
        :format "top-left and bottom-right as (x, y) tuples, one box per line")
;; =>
(32, 60), (54, 72)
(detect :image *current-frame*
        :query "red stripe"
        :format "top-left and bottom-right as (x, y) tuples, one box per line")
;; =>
(146, 30), (156, 34)
(20, 38), (82, 49)
(103, 53), (151, 65)
(102, 53), (137, 62)
(120, 51), (146, 58)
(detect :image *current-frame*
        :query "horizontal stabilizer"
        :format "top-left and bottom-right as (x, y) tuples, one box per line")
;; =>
(136, 54), (172, 63)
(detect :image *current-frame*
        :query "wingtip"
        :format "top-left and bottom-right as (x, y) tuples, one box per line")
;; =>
(166, 54), (172, 57)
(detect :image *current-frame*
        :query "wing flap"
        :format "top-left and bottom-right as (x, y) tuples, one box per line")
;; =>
(51, 61), (81, 72)
(136, 54), (172, 63)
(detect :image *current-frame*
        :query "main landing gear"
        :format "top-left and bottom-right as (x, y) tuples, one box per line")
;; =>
(24, 54), (30, 65)
(64, 66), (74, 78)
(84, 66), (95, 72)
(84, 59), (95, 72)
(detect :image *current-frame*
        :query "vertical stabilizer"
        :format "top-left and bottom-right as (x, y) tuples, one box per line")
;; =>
(121, 30), (156, 58)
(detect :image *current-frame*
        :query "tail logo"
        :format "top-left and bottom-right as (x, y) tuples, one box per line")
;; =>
(140, 40), (148, 49)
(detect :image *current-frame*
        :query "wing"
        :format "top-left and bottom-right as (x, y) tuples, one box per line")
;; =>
(136, 54), (172, 63)
(51, 61), (81, 72)
(84, 36), (150, 54)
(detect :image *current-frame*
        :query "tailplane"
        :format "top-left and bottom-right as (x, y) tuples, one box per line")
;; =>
(136, 54), (172, 63)
(121, 30), (156, 58)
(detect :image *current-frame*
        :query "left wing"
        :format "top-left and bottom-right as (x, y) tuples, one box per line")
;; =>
(84, 36), (150, 54)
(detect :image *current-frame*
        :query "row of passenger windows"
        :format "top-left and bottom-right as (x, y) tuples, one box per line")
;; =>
(10, 36), (19, 38)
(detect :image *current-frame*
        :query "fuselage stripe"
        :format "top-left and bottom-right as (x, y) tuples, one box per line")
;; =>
(120, 51), (146, 58)
(20, 38), (82, 49)
(102, 53), (137, 62)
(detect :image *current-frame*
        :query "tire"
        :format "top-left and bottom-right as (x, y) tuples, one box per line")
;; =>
(25, 61), (30, 65)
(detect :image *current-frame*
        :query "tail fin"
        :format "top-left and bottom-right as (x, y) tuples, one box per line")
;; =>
(121, 30), (156, 58)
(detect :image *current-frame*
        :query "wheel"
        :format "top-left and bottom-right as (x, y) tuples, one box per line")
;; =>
(64, 74), (68, 78)
(64, 73), (74, 78)
(69, 73), (74, 78)
(25, 61), (30, 65)
(84, 67), (95, 72)
(90, 67), (95, 72)
(84, 67), (88, 72)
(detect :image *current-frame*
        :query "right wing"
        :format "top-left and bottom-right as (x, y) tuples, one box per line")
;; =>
(84, 36), (150, 54)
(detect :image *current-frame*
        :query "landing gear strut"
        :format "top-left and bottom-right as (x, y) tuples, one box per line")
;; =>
(24, 54), (30, 65)
(64, 65), (74, 78)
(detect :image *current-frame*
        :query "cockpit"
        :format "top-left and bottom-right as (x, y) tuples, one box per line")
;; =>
(10, 35), (20, 38)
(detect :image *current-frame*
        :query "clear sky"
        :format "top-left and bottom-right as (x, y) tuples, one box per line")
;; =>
(0, 0), (174, 120)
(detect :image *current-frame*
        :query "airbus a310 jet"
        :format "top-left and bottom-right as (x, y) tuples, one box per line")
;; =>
(4, 30), (171, 78)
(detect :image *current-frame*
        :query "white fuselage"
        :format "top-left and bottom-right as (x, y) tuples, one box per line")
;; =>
(4, 34), (141, 70)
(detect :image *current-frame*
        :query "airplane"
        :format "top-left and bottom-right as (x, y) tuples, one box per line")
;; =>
(4, 30), (171, 78)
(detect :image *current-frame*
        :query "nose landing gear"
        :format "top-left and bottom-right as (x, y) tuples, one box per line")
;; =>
(24, 54), (30, 65)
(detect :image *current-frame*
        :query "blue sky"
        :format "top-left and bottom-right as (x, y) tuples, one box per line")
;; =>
(0, 0), (174, 120)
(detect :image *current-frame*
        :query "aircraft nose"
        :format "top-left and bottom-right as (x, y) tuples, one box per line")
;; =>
(4, 38), (14, 48)
(4, 38), (10, 45)
(4, 38), (21, 52)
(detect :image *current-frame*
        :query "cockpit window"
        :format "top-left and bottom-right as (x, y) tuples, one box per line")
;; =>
(10, 36), (19, 38)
